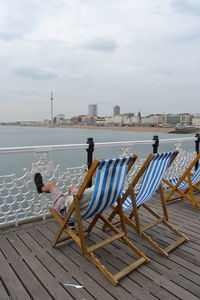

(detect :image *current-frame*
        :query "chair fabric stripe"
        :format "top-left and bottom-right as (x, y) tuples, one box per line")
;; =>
(121, 151), (176, 210)
(168, 166), (200, 190)
(82, 156), (132, 219)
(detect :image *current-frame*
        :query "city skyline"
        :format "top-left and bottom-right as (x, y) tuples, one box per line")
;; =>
(0, 0), (200, 122)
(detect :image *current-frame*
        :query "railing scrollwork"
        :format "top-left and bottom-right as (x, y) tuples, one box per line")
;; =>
(0, 136), (198, 228)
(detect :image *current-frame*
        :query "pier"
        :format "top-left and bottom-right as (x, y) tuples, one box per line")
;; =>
(0, 136), (200, 299)
(1, 196), (200, 299)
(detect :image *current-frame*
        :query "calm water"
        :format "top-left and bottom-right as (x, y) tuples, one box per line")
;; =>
(0, 126), (196, 176)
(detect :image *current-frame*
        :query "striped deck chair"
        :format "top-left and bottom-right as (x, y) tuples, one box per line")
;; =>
(50, 155), (150, 286)
(163, 152), (200, 209)
(105, 151), (188, 257)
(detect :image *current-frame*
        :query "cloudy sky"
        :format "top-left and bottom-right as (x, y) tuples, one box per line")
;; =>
(0, 0), (200, 121)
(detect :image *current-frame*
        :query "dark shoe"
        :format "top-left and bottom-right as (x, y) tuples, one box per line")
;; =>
(34, 173), (44, 193)
(67, 221), (76, 230)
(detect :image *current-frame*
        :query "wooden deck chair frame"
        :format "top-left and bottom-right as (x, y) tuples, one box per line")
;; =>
(50, 154), (150, 286)
(163, 152), (200, 209)
(104, 151), (188, 257)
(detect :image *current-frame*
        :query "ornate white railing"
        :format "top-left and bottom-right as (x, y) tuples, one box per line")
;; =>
(0, 137), (198, 228)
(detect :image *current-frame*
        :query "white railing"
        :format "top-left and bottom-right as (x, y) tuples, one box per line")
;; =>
(0, 136), (196, 154)
(0, 137), (198, 228)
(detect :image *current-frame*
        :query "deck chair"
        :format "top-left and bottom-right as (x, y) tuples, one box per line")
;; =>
(104, 151), (188, 257)
(163, 152), (200, 209)
(50, 155), (150, 286)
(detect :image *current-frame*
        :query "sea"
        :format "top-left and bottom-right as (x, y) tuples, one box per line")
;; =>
(0, 125), (197, 177)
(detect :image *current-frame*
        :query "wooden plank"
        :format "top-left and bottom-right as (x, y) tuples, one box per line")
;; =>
(144, 251), (200, 298)
(114, 257), (146, 281)
(104, 225), (199, 297)
(16, 229), (96, 300)
(143, 247), (200, 285)
(4, 231), (74, 300)
(169, 274), (200, 298)
(1, 236), (53, 300)
(0, 280), (10, 300)
(73, 226), (155, 293)
(43, 223), (139, 300)
(135, 263), (200, 300)
(32, 225), (117, 300)
(0, 250), (31, 300)
(147, 284), (184, 300)
(87, 232), (124, 253)
(72, 224), (157, 300)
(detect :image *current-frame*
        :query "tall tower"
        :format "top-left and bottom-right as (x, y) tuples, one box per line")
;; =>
(50, 92), (53, 125)
(88, 104), (97, 117)
(137, 111), (141, 123)
(113, 105), (120, 117)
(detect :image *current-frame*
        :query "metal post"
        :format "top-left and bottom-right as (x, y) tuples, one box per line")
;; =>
(86, 137), (94, 187)
(195, 133), (200, 170)
(152, 135), (159, 154)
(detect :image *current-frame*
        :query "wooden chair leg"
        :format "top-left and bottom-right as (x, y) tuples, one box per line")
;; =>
(118, 203), (127, 236)
(74, 197), (87, 256)
(102, 206), (118, 231)
(160, 184), (169, 220)
(87, 214), (100, 233)
(129, 188), (141, 235)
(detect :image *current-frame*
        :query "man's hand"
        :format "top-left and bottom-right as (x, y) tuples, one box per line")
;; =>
(68, 185), (78, 195)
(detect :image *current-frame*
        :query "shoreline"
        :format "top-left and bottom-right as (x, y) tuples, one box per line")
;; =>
(34, 124), (175, 133)
(1, 123), (177, 133)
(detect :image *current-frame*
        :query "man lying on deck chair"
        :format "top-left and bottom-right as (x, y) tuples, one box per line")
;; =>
(34, 173), (94, 227)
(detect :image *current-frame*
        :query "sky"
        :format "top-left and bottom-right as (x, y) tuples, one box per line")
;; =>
(0, 0), (200, 122)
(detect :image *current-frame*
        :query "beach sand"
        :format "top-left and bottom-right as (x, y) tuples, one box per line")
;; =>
(56, 124), (174, 133)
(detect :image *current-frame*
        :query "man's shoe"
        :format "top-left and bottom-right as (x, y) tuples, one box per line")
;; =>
(34, 173), (44, 193)
(67, 221), (76, 230)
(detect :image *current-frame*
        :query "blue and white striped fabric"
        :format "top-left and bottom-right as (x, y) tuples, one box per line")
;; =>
(168, 166), (200, 190)
(121, 151), (176, 210)
(82, 156), (133, 220)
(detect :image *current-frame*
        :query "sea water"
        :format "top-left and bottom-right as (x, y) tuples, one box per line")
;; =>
(0, 125), (196, 177)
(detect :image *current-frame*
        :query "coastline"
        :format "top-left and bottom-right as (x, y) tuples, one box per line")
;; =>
(47, 124), (175, 133)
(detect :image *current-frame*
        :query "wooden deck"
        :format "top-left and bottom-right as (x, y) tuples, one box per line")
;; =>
(0, 197), (200, 300)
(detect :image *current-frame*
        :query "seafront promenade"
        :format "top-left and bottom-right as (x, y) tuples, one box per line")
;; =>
(23, 123), (175, 133)
(55, 124), (175, 133)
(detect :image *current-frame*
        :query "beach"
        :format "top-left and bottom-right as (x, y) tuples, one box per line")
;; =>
(26, 123), (174, 133)
(54, 124), (175, 133)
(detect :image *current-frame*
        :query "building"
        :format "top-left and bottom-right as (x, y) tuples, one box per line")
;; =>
(162, 114), (191, 127)
(71, 116), (82, 124)
(57, 114), (65, 123)
(43, 119), (50, 125)
(105, 113), (137, 126)
(113, 105), (120, 117)
(94, 116), (105, 126)
(141, 114), (163, 125)
(88, 104), (97, 117)
(81, 115), (94, 125)
(192, 114), (200, 126)
(141, 113), (192, 127)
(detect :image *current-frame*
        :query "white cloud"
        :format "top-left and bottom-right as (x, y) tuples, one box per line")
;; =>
(82, 37), (119, 52)
(171, 0), (200, 16)
(14, 67), (58, 80)
(0, 0), (200, 121)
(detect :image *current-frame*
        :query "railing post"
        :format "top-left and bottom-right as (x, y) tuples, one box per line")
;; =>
(195, 133), (200, 170)
(86, 137), (94, 187)
(152, 135), (159, 154)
